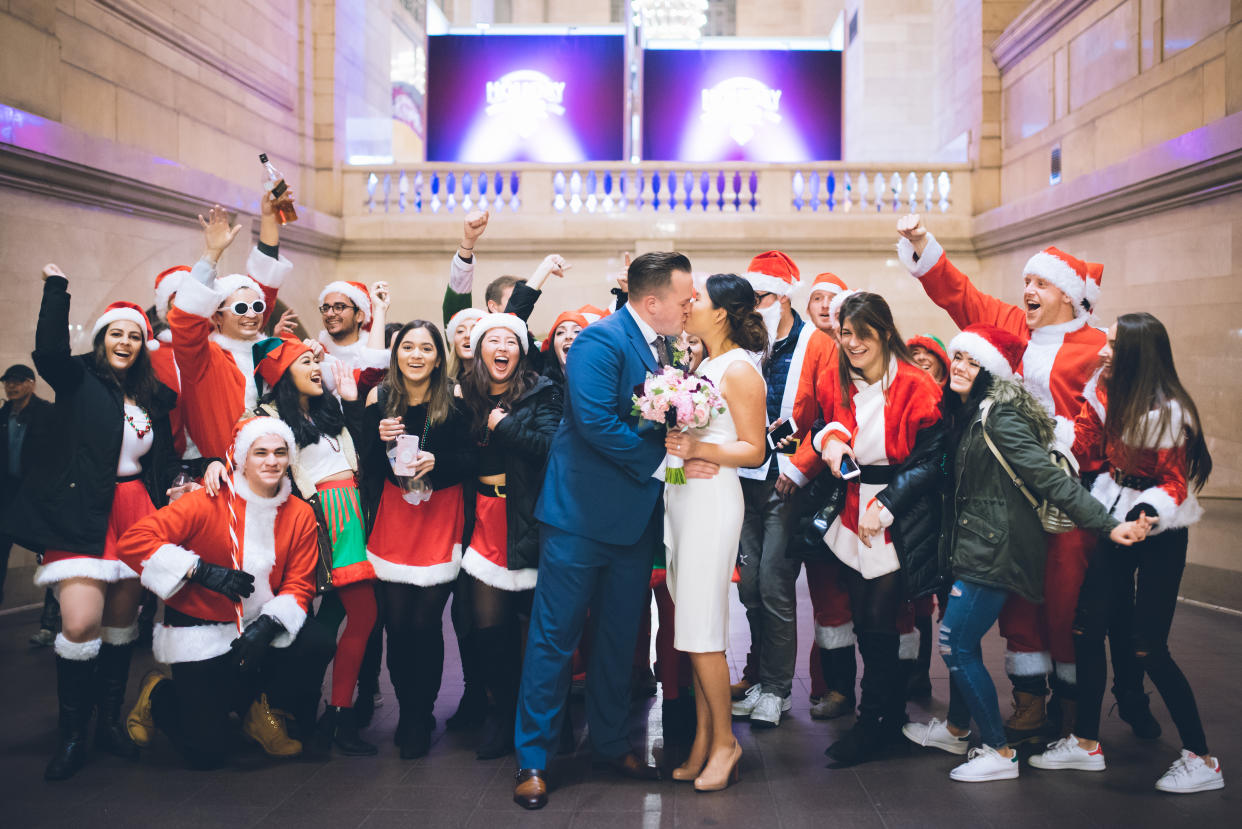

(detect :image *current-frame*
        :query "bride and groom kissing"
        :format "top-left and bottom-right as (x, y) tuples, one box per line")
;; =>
(513, 252), (770, 809)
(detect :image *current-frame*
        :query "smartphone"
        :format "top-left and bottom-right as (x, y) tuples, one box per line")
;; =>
(839, 455), (861, 480)
(766, 417), (797, 452)
(391, 434), (420, 476)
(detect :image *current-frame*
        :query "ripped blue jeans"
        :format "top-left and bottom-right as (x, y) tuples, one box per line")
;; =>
(940, 580), (1011, 749)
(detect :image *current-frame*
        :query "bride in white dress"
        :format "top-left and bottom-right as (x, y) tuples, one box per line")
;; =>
(664, 273), (768, 792)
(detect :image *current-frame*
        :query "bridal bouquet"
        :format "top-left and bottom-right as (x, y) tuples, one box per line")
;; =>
(632, 366), (725, 484)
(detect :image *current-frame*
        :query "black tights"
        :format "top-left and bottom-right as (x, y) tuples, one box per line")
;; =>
(1073, 529), (1208, 755)
(380, 581), (454, 720)
(469, 576), (533, 721)
(845, 568), (904, 725)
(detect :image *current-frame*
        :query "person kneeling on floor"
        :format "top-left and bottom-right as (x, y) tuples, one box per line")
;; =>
(118, 416), (335, 769)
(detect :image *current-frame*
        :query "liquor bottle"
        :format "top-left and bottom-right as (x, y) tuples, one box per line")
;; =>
(259, 152), (298, 224)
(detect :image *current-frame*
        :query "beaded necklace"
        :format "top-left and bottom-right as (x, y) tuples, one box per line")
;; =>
(124, 406), (151, 439)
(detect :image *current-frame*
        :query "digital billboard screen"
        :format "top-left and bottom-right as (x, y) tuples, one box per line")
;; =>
(426, 34), (626, 163)
(642, 48), (842, 162)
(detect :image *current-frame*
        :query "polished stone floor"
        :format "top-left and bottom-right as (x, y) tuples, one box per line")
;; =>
(0, 575), (1237, 828)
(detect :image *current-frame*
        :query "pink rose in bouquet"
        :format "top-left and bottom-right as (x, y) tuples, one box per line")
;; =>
(631, 366), (726, 484)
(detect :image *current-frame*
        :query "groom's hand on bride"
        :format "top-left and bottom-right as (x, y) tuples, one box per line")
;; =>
(684, 459), (720, 480)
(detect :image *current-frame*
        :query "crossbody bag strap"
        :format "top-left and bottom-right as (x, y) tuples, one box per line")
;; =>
(979, 400), (1040, 510)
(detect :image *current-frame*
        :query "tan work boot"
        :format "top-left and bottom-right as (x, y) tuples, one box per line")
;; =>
(1003, 691), (1047, 745)
(125, 670), (166, 748)
(810, 691), (855, 720)
(243, 694), (302, 758)
(730, 679), (755, 701)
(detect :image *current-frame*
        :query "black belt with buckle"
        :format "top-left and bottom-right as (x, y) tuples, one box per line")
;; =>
(859, 465), (895, 486)
(1111, 469), (1157, 490)
(479, 483), (507, 498)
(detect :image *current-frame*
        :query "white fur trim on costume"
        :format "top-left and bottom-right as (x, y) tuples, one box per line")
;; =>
(140, 544), (200, 600)
(260, 593), (307, 647)
(828, 289), (859, 329)
(35, 556), (138, 587)
(1054, 661), (1076, 685)
(245, 245), (292, 289)
(1091, 474), (1203, 533)
(898, 630), (920, 660)
(1024, 251), (1087, 315)
(153, 622), (236, 664)
(1140, 402), (1188, 450)
(214, 274), (264, 305)
(812, 422), (852, 454)
(781, 460), (810, 488)
(366, 545), (462, 587)
(1082, 371), (1105, 421)
(154, 274), (187, 318)
(172, 275), (227, 319)
(101, 622), (140, 645)
(55, 635), (101, 661)
(948, 330), (1016, 381)
(815, 621), (856, 650)
(232, 420), (299, 471)
(317, 331), (390, 372)
(318, 281), (372, 326)
(462, 547), (538, 592)
(744, 271), (797, 296)
(1004, 649), (1052, 677)
(1052, 416), (1076, 456)
(896, 233), (945, 279)
(91, 307), (155, 350)
(469, 312), (529, 354)
(447, 308), (485, 337)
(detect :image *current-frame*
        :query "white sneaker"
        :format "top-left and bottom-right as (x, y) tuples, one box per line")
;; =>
(1155, 749), (1224, 794)
(731, 682), (763, 717)
(949, 746), (1020, 782)
(749, 692), (790, 727)
(903, 718), (971, 755)
(1029, 735), (1106, 771)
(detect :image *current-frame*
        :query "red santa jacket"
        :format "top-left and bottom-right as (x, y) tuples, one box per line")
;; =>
(1071, 373), (1202, 534)
(898, 234), (1104, 452)
(788, 330), (840, 484)
(168, 247), (289, 459)
(116, 474), (318, 664)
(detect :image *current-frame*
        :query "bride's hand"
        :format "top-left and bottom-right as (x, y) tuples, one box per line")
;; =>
(665, 430), (698, 460)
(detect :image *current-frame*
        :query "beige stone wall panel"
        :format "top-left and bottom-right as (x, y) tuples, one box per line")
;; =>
(1164, 0), (1231, 58)
(0, 11), (61, 119)
(1068, 0), (1140, 111)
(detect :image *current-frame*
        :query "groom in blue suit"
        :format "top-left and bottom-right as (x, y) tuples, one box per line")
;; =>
(514, 252), (710, 809)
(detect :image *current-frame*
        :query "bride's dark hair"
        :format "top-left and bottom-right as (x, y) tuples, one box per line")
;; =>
(705, 273), (768, 354)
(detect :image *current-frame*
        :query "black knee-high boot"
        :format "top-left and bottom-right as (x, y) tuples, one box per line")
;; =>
(448, 630), (488, 731)
(95, 631), (139, 759)
(396, 625), (445, 759)
(475, 625), (518, 760)
(826, 632), (898, 767)
(46, 644), (99, 781)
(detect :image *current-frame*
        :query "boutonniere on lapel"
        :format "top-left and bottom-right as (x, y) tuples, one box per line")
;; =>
(669, 336), (690, 370)
(631, 367), (725, 484)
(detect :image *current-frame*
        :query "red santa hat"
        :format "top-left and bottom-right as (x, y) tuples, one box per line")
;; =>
(230, 415), (298, 469)
(541, 310), (590, 353)
(744, 251), (800, 297)
(808, 272), (848, 299)
(252, 335), (312, 388)
(576, 304), (608, 323)
(153, 265), (190, 315)
(91, 301), (159, 351)
(907, 335), (949, 377)
(470, 312), (529, 354)
(318, 281), (374, 329)
(447, 307), (485, 339)
(1084, 262), (1103, 311)
(1023, 246), (1091, 317)
(214, 273), (265, 307)
(828, 289), (861, 329)
(948, 324), (1025, 382)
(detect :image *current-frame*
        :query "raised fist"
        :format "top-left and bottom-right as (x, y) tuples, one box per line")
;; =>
(462, 210), (489, 246)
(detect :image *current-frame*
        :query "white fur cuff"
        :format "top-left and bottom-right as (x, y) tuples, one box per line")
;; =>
(366, 547), (462, 587)
(172, 276), (226, 318)
(462, 547), (538, 592)
(1054, 661), (1076, 685)
(812, 422), (851, 454)
(141, 545), (200, 600)
(260, 593), (307, 648)
(101, 623), (140, 645)
(55, 635), (101, 661)
(246, 245), (292, 289)
(898, 630), (921, 660)
(896, 233), (944, 279)
(815, 621), (857, 650)
(1005, 649), (1052, 677)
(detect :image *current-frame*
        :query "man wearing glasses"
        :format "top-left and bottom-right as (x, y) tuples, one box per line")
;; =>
(167, 191), (293, 459)
(314, 279), (390, 389)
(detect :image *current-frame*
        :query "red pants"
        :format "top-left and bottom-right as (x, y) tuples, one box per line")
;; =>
(998, 528), (1094, 679)
(806, 559), (853, 697)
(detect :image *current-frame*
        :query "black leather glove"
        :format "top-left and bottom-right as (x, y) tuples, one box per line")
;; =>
(229, 614), (283, 674)
(189, 561), (255, 602)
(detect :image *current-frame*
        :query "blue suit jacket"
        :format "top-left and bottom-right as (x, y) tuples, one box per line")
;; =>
(534, 308), (666, 546)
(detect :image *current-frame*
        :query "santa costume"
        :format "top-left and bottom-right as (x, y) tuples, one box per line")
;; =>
(898, 231), (1118, 738)
(317, 280), (390, 388)
(117, 417), (333, 768)
(167, 245), (290, 459)
(150, 265), (199, 458)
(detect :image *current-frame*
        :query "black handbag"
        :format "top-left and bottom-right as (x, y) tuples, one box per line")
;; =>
(304, 493), (336, 595)
(788, 473), (847, 561)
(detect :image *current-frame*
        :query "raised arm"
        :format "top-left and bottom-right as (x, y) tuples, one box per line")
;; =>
(443, 210), (488, 326)
(32, 266), (84, 393)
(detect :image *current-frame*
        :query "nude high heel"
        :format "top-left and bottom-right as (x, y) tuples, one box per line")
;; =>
(694, 741), (742, 792)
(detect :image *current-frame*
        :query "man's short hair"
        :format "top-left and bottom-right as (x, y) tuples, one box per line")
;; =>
(627, 252), (692, 300)
(485, 275), (526, 308)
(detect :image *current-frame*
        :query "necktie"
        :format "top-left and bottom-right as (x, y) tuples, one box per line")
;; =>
(654, 336), (672, 368)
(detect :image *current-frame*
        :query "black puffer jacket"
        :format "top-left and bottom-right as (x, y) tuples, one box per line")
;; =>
(4, 276), (179, 555)
(876, 420), (950, 599)
(474, 375), (562, 571)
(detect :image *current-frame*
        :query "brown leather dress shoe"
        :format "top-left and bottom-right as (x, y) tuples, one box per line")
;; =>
(604, 751), (662, 781)
(514, 768), (548, 810)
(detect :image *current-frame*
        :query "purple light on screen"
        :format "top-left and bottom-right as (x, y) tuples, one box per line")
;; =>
(643, 49), (842, 162)
(427, 34), (625, 163)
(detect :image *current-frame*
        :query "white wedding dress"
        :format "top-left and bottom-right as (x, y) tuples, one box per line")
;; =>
(664, 348), (764, 653)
